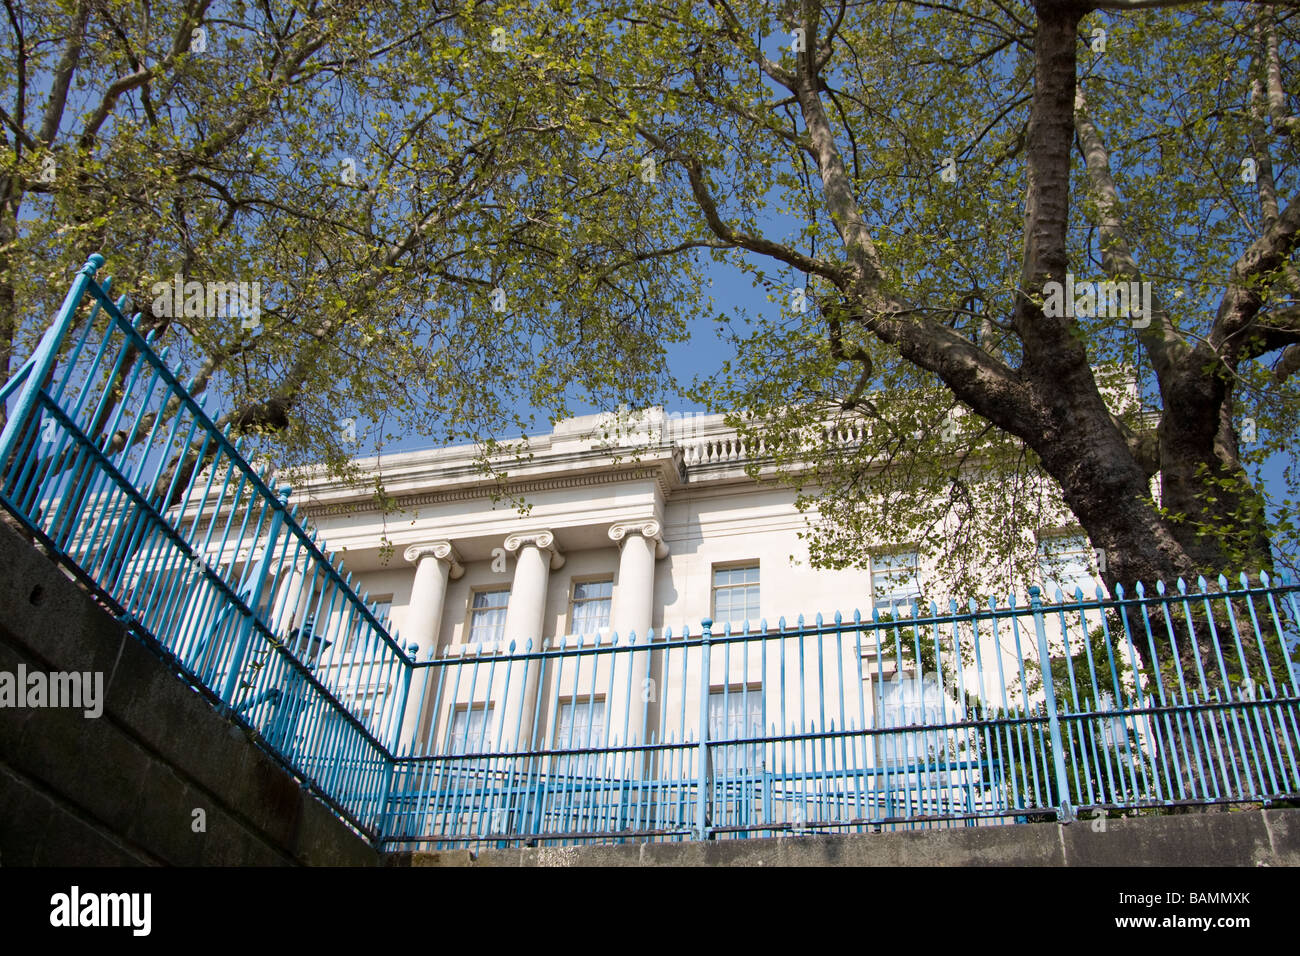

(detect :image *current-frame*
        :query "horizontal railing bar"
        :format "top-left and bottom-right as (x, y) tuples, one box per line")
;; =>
(382, 825), (698, 846)
(1069, 795), (1300, 813)
(411, 595), (1300, 669)
(391, 695), (1300, 766)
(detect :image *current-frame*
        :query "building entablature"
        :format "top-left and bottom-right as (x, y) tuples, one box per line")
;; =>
(300, 441), (685, 520)
(294, 407), (824, 521)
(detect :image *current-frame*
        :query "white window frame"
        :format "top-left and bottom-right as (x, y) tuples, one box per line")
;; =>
(369, 595), (393, 626)
(873, 670), (947, 769)
(553, 696), (607, 778)
(448, 703), (496, 755)
(711, 563), (760, 630)
(871, 549), (921, 618)
(467, 587), (511, 645)
(708, 684), (765, 774)
(566, 577), (613, 638)
(341, 594), (393, 655)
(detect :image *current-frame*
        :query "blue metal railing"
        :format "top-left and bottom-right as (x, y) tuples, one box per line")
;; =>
(0, 255), (412, 841)
(4, 256), (1300, 851)
(386, 580), (1300, 848)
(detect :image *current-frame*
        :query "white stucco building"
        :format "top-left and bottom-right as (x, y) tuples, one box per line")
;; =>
(291, 406), (1098, 771)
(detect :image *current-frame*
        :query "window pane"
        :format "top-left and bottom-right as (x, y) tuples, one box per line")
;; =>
(573, 580), (612, 601)
(571, 599), (610, 634)
(713, 566), (758, 588)
(872, 551), (920, 616)
(709, 688), (764, 772)
(472, 589), (510, 609)
(554, 699), (606, 748)
(469, 589), (510, 643)
(715, 590), (734, 618)
(449, 706), (495, 754)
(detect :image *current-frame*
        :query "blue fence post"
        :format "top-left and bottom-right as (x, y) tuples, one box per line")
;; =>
(388, 640), (416, 753)
(375, 640), (420, 843)
(0, 254), (104, 462)
(218, 485), (291, 710)
(695, 618), (713, 841)
(1029, 586), (1073, 822)
(376, 748), (399, 843)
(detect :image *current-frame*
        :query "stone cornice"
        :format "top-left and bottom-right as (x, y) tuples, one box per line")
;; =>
(609, 519), (669, 559)
(403, 541), (465, 579)
(302, 464), (678, 520)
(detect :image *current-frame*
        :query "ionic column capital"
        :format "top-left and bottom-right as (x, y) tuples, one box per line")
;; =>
(609, 519), (669, 559)
(282, 553), (313, 574)
(403, 540), (465, 579)
(503, 529), (565, 569)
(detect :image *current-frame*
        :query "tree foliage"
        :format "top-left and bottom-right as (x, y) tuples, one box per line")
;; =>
(1, 0), (703, 489)
(5, 0), (1300, 605)
(537, 0), (1300, 599)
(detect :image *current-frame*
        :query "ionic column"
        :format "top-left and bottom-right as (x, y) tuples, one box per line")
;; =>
(606, 520), (668, 748)
(403, 542), (463, 654)
(400, 541), (463, 748)
(499, 530), (564, 749)
(270, 555), (311, 638)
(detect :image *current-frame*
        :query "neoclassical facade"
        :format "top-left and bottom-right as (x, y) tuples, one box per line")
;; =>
(295, 407), (1096, 754)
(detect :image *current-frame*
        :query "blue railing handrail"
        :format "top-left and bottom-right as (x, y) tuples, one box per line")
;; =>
(0, 255), (415, 838)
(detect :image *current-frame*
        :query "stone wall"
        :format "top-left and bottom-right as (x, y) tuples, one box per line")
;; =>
(386, 809), (1300, 867)
(0, 518), (377, 866)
